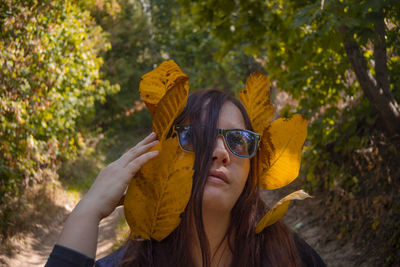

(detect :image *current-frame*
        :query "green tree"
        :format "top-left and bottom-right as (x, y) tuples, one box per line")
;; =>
(181, 0), (400, 135)
(88, 0), (263, 145)
(178, 1), (400, 263)
(86, 0), (160, 134)
(0, 0), (118, 237)
(149, 0), (264, 93)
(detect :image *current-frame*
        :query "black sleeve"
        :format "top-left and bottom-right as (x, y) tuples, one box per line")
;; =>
(293, 233), (326, 267)
(95, 246), (126, 267)
(45, 244), (95, 267)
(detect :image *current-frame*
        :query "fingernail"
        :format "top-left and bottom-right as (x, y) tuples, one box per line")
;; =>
(150, 132), (156, 137)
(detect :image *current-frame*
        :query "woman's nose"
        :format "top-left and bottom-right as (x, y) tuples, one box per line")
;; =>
(212, 136), (230, 165)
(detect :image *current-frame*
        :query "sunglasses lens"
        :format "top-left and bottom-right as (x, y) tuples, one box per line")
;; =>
(226, 130), (256, 157)
(177, 127), (193, 151)
(176, 126), (258, 157)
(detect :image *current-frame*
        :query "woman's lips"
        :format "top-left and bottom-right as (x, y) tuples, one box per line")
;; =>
(207, 170), (229, 184)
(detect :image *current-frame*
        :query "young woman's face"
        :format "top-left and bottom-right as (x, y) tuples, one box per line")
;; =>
(202, 101), (250, 213)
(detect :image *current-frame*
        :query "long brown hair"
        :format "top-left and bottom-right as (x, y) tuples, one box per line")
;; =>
(119, 90), (301, 267)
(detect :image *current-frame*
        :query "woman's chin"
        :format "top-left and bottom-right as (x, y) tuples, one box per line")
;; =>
(202, 186), (232, 213)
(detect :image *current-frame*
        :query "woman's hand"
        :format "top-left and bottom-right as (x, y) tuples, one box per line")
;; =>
(56, 132), (159, 258)
(81, 132), (159, 221)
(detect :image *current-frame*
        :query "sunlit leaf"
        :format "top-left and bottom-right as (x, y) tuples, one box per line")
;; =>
(238, 72), (274, 134)
(152, 77), (189, 140)
(124, 136), (194, 241)
(257, 114), (308, 189)
(238, 72), (307, 190)
(124, 60), (193, 241)
(139, 60), (189, 118)
(255, 190), (311, 233)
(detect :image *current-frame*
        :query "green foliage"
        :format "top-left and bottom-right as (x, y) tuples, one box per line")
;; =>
(302, 97), (375, 190)
(58, 135), (106, 195)
(88, 0), (262, 155)
(150, 0), (264, 93)
(88, 0), (160, 132)
(0, 0), (118, 237)
(180, 0), (400, 263)
(182, 0), (399, 114)
(181, 0), (400, 187)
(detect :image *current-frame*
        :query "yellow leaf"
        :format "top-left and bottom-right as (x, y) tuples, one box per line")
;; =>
(124, 136), (194, 241)
(256, 114), (307, 189)
(239, 72), (307, 189)
(139, 60), (189, 117)
(255, 190), (311, 233)
(124, 60), (193, 241)
(152, 77), (189, 140)
(238, 72), (274, 134)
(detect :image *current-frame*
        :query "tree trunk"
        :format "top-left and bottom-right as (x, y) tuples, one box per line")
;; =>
(339, 25), (400, 137)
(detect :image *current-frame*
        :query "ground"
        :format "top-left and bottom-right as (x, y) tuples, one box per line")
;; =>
(0, 188), (376, 267)
(0, 199), (124, 266)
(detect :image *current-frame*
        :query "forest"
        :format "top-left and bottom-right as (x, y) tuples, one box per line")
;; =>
(1, 0), (399, 266)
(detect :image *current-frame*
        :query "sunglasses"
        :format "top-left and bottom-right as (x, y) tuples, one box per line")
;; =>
(175, 125), (260, 158)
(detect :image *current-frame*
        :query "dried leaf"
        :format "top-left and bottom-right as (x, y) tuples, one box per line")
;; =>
(139, 60), (189, 118)
(257, 114), (308, 189)
(255, 190), (311, 233)
(238, 72), (307, 190)
(238, 72), (274, 134)
(124, 137), (194, 241)
(152, 80), (189, 140)
(124, 60), (193, 241)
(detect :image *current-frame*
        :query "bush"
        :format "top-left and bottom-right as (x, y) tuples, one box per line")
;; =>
(0, 0), (119, 238)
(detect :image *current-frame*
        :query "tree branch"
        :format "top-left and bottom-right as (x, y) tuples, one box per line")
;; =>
(338, 26), (377, 102)
(373, 10), (392, 101)
(339, 25), (400, 136)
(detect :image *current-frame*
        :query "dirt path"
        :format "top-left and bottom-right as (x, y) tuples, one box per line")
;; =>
(282, 200), (362, 266)
(1, 203), (124, 267)
(262, 189), (377, 267)
(96, 207), (125, 260)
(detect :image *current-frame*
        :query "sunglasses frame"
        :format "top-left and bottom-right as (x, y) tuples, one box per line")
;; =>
(174, 125), (261, 158)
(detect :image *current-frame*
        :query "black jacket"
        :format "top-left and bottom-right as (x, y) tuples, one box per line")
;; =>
(45, 233), (326, 267)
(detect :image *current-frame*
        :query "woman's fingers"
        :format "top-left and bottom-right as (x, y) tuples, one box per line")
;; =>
(136, 131), (158, 146)
(127, 150), (159, 174)
(119, 132), (158, 167)
(123, 140), (159, 168)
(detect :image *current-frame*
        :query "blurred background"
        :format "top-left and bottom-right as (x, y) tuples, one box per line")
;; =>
(0, 0), (399, 266)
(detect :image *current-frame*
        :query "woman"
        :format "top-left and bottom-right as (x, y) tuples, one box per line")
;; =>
(46, 89), (325, 267)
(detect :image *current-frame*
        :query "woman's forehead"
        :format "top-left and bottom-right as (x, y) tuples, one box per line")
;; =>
(184, 98), (247, 129)
(217, 101), (246, 129)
